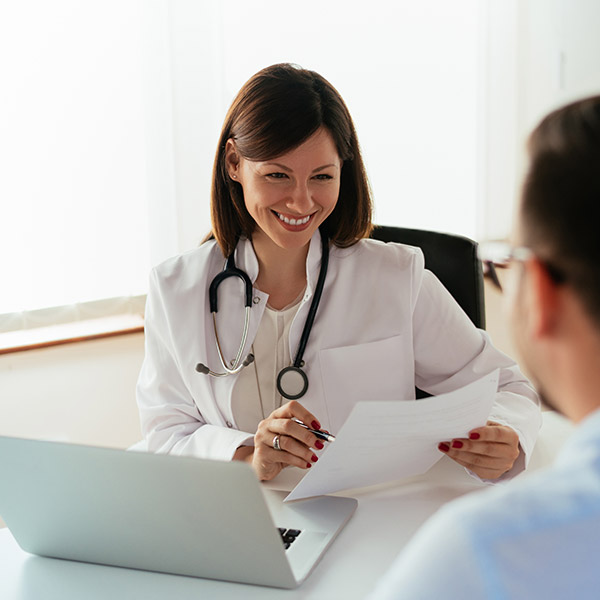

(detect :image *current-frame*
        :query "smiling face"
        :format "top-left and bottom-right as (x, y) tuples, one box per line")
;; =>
(226, 127), (342, 253)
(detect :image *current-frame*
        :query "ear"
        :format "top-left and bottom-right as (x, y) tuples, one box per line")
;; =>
(523, 257), (562, 339)
(224, 139), (241, 180)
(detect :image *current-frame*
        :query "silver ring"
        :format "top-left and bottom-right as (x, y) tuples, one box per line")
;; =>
(273, 435), (281, 451)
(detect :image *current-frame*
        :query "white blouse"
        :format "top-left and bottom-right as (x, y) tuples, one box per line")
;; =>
(231, 295), (303, 436)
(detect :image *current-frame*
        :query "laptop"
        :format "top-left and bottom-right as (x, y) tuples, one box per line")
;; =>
(0, 435), (357, 589)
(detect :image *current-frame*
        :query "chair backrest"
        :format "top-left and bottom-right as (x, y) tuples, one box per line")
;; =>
(370, 225), (486, 330)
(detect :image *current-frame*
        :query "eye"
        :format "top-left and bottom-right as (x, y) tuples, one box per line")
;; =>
(313, 174), (334, 181)
(266, 172), (288, 179)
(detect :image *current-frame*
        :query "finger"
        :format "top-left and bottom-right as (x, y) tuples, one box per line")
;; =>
(270, 400), (322, 431)
(446, 453), (507, 480)
(252, 448), (309, 481)
(260, 417), (322, 450)
(445, 448), (510, 469)
(275, 434), (319, 465)
(256, 443), (316, 470)
(446, 437), (520, 460)
(254, 424), (318, 465)
(467, 422), (518, 444)
(439, 443), (517, 478)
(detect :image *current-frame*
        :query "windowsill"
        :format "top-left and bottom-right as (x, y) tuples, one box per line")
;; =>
(0, 314), (144, 355)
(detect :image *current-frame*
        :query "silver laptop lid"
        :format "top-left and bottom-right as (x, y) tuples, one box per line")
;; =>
(0, 436), (356, 589)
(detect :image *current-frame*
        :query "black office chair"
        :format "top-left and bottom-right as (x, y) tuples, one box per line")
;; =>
(370, 225), (486, 329)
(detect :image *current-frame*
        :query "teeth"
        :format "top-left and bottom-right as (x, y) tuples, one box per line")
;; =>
(276, 212), (311, 226)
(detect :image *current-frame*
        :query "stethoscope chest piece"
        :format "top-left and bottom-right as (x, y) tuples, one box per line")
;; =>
(276, 365), (309, 400)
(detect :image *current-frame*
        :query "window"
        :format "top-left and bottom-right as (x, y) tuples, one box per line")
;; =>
(0, 0), (176, 333)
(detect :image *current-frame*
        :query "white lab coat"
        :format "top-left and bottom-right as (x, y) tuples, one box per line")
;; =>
(136, 231), (541, 479)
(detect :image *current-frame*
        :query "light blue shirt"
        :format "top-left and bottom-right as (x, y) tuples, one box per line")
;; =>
(369, 409), (600, 599)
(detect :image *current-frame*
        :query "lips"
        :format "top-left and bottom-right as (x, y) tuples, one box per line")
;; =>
(273, 211), (312, 226)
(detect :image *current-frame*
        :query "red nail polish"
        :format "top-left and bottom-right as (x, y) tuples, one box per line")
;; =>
(306, 463), (312, 468)
(311, 420), (321, 430)
(311, 455), (318, 462)
(315, 440), (324, 450)
(438, 443), (450, 452)
(452, 440), (463, 449)
(469, 432), (480, 440)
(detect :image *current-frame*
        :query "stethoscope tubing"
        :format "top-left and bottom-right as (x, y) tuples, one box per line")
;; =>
(196, 231), (329, 400)
(212, 307), (251, 375)
(209, 258), (253, 312)
(291, 232), (329, 369)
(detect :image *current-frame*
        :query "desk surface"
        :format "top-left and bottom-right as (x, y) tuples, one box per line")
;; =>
(0, 411), (574, 600)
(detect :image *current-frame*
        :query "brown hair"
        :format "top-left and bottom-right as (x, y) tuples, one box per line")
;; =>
(210, 63), (373, 257)
(521, 94), (600, 326)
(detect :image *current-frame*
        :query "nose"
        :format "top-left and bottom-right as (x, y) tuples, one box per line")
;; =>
(286, 181), (314, 214)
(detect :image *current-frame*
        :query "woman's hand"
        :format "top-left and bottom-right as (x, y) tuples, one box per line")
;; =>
(437, 421), (521, 480)
(238, 401), (325, 481)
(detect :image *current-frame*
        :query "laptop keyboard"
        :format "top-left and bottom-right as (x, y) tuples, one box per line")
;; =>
(278, 527), (302, 550)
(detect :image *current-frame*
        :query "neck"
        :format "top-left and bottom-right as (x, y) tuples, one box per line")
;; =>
(251, 232), (311, 310)
(550, 344), (600, 424)
(540, 298), (600, 423)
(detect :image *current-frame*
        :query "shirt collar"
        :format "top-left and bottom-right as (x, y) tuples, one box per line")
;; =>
(556, 407), (600, 467)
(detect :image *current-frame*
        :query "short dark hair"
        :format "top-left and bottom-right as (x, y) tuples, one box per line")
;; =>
(521, 95), (600, 326)
(210, 63), (373, 257)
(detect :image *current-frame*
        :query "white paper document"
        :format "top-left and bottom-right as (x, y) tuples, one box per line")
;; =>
(285, 370), (499, 501)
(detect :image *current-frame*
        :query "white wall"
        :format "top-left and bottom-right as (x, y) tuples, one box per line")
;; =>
(478, 0), (520, 241)
(513, 0), (600, 222)
(164, 0), (600, 249)
(480, 0), (600, 242)
(0, 1), (155, 314)
(166, 0), (483, 247)
(517, 0), (600, 138)
(0, 335), (144, 449)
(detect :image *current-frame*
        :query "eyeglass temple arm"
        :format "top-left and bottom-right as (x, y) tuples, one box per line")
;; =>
(483, 260), (503, 292)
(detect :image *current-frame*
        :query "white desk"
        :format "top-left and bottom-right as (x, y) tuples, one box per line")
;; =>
(0, 412), (573, 600)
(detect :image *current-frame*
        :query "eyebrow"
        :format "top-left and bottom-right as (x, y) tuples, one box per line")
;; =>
(263, 162), (339, 173)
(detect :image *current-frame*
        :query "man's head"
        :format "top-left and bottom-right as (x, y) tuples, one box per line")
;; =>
(509, 95), (600, 421)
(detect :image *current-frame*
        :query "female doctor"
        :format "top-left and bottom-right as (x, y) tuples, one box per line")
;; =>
(136, 63), (541, 482)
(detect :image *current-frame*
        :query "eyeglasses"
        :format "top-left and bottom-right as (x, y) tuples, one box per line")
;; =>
(477, 242), (565, 292)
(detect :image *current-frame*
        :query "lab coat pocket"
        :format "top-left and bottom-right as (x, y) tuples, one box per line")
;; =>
(318, 335), (414, 432)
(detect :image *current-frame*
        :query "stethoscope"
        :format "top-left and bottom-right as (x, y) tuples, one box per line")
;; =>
(195, 232), (329, 400)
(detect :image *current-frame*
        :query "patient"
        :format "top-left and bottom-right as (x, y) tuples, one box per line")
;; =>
(370, 95), (600, 598)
